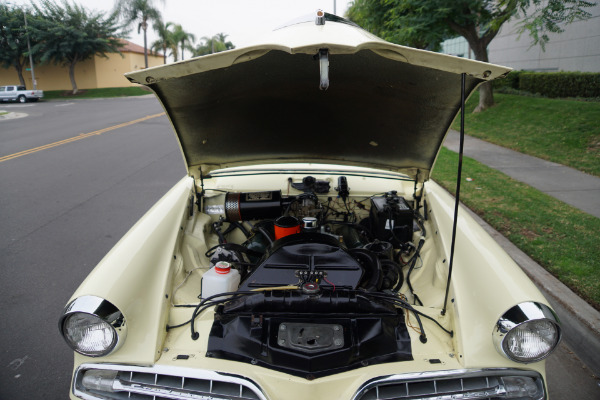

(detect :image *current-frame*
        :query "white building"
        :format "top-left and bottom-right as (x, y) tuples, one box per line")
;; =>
(441, 3), (600, 72)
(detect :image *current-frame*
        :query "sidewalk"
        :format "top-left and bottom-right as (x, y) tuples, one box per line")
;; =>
(444, 130), (600, 219)
(443, 130), (600, 377)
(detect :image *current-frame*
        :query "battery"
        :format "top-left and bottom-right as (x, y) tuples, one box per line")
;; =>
(369, 192), (414, 247)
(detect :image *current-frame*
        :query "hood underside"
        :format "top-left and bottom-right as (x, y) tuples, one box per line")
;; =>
(126, 13), (510, 182)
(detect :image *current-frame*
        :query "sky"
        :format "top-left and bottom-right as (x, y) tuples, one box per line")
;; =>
(8, 0), (351, 52)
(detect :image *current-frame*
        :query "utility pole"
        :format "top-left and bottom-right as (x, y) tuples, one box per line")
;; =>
(23, 10), (37, 90)
(333, 0), (337, 15)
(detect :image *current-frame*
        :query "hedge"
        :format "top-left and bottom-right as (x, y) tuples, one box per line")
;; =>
(494, 70), (600, 98)
(493, 70), (523, 90)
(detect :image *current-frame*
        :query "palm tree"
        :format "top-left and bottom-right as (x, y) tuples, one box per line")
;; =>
(191, 38), (211, 57)
(214, 33), (235, 51)
(170, 23), (195, 61)
(192, 33), (235, 57)
(114, 0), (163, 68)
(151, 18), (174, 64)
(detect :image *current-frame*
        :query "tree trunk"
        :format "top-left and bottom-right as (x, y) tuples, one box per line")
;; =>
(141, 18), (148, 69)
(69, 61), (78, 94)
(470, 37), (495, 112)
(450, 19), (499, 113)
(14, 58), (26, 87)
(162, 44), (167, 64)
(477, 81), (495, 112)
(143, 27), (148, 68)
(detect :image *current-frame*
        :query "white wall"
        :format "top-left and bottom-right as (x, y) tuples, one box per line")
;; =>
(487, 3), (600, 72)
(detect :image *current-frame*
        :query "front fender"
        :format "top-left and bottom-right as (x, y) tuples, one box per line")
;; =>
(426, 181), (551, 370)
(67, 176), (193, 365)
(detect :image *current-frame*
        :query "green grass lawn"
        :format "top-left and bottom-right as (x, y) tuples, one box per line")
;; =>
(453, 91), (600, 176)
(433, 147), (600, 310)
(43, 86), (152, 100)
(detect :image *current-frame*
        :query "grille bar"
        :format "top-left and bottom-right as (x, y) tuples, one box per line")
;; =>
(353, 369), (545, 400)
(73, 364), (266, 400)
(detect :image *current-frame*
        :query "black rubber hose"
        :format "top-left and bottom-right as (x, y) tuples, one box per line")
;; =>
(188, 291), (256, 340)
(349, 248), (383, 292)
(406, 237), (425, 306)
(358, 292), (428, 343)
(258, 226), (274, 246)
(414, 212), (427, 237)
(213, 222), (226, 244)
(382, 259), (404, 291)
(234, 221), (251, 238)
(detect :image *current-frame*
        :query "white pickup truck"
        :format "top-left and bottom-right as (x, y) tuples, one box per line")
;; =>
(0, 85), (44, 103)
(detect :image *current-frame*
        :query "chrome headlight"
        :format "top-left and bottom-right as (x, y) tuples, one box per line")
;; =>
(493, 302), (561, 363)
(59, 296), (127, 357)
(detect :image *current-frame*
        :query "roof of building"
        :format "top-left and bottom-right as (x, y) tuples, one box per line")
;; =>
(119, 39), (162, 57)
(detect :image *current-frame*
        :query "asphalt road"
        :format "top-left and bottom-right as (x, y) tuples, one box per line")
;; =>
(1, 97), (598, 399)
(0, 97), (185, 399)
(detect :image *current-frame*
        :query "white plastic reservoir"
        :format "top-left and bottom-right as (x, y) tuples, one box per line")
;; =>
(201, 261), (241, 300)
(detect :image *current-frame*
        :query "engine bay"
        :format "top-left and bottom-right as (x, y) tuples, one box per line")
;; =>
(201, 176), (427, 294)
(169, 173), (451, 378)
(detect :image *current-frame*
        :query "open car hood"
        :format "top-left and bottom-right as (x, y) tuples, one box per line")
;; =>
(126, 13), (510, 182)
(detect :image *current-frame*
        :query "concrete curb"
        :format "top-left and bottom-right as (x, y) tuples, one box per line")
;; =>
(0, 110), (28, 120)
(461, 204), (600, 376)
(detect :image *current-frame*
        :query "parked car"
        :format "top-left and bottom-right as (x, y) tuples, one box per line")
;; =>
(0, 85), (43, 103)
(58, 11), (561, 400)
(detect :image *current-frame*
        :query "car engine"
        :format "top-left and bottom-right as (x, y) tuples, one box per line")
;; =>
(190, 176), (430, 378)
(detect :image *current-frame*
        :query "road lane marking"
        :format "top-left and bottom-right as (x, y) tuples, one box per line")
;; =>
(0, 112), (165, 163)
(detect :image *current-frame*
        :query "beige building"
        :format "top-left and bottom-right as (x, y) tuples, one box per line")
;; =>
(0, 40), (164, 91)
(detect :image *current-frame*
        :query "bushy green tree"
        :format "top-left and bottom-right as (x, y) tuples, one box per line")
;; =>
(0, 4), (39, 87)
(31, 0), (123, 94)
(114, 0), (163, 68)
(347, 0), (444, 50)
(347, 0), (596, 112)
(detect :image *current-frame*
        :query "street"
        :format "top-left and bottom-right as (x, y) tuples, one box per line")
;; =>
(0, 97), (597, 399)
(0, 97), (185, 399)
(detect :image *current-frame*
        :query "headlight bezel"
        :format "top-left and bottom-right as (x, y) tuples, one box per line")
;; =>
(493, 301), (561, 363)
(59, 295), (127, 357)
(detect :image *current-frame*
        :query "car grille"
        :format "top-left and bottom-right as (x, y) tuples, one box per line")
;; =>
(353, 369), (545, 400)
(73, 364), (266, 400)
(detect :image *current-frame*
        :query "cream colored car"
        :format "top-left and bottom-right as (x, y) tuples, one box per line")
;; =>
(59, 12), (560, 400)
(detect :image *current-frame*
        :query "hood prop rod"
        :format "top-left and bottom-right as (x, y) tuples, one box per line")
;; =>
(441, 73), (466, 316)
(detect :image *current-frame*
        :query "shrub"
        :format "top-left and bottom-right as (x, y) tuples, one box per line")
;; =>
(494, 70), (523, 90)
(519, 72), (600, 98)
(493, 71), (600, 98)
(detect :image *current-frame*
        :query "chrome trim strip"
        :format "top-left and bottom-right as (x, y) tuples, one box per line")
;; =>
(492, 302), (562, 363)
(207, 167), (412, 181)
(351, 368), (546, 400)
(59, 295), (127, 357)
(73, 363), (269, 400)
